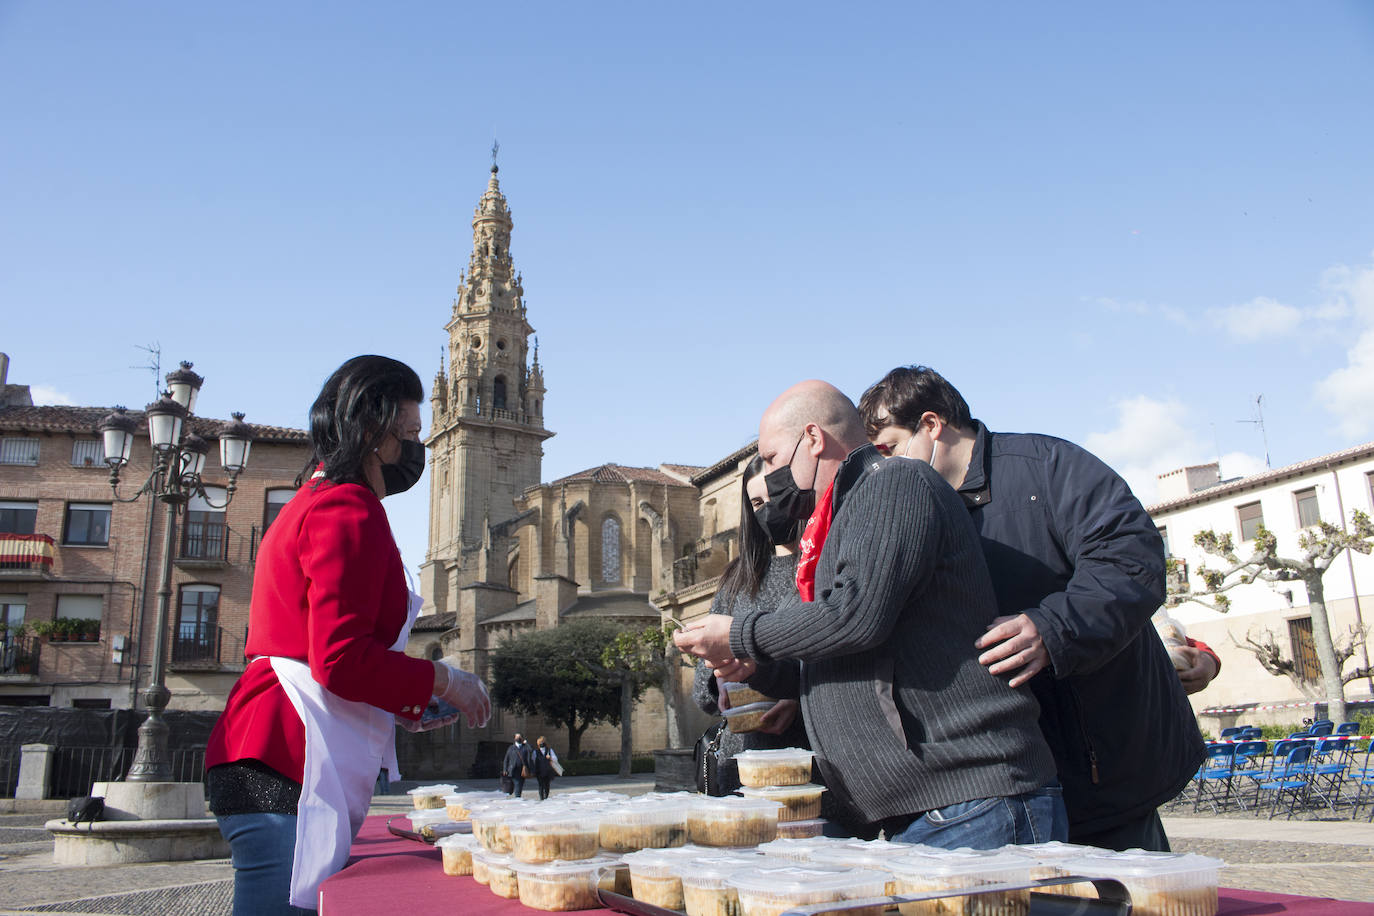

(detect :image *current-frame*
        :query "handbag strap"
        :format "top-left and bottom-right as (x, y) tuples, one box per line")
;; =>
(700, 719), (726, 795)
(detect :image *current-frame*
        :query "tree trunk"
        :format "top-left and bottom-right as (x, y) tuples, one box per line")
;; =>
(659, 648), (687, 749)
(1304, 575), (1348, 724)
(619, 676), (635, 778)
(567, 715), (588, 759)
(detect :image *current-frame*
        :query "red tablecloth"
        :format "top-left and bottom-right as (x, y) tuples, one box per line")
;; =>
(318, 814), (1374, 916)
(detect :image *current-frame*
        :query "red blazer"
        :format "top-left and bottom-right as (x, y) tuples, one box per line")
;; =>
(205, 478), (433, 784)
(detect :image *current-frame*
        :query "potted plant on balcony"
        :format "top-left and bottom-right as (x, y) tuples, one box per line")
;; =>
(31, 620), (59, 642)
(77, 618), (100, 642)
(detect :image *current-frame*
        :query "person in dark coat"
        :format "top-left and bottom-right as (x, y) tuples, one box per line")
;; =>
(858, 365), (1208, 851)
(502, 734), (535, 798)
(533, 736), (559, 801)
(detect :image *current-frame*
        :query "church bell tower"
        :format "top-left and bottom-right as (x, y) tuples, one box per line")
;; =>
(420, 165), (554, 616)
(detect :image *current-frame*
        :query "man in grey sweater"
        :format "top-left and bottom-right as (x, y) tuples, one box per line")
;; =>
(675, 381), (1062, 848)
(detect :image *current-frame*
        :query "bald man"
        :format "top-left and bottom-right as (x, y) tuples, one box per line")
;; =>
(675, 381), (1062, 849)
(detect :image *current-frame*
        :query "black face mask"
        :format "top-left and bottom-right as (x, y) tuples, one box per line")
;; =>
(381, 439), (426, 495)
(763, 432), (817, 522)
(754, 501), (805, 545)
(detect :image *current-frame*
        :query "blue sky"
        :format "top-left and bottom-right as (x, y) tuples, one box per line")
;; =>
(4, 2), (1374, 573)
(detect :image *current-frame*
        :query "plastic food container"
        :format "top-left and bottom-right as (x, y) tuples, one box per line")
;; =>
(472, 846), (516, 887)
(738, 784), (826, 822)
(721, 681), (772, 709)
(756, 836), (849, 861)
(1064, 850), (1224, 916)
(678, 853), (769, 916)
(598, 800), (689, 852)
(407, 783), (457, 809)
(776, 818), (827, 839)
(436, 833), (482, 876)
(728, 865), (889, 916)
(687, 796), (784, 847)
(408, 808), (468, 840)
(734, 749), (815, 788)
(623, 845), (714, 910)
(514, 855), (623, 911)
(470, 800), (533, 853)
(509, 808), (602, 863)
(889, 849), (1034, 916)
(445, 790), (509, 821)
(1006, 842), (1100, 897)
(813, 839), (919, 896)
(722, 702), (775, 734)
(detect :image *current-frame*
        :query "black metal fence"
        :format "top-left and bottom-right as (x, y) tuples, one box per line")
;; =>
(42, 745), (209, 800)
(0, 745), (18, 798)
(171, 623), (247, 670)
(0, 634), (40, 675)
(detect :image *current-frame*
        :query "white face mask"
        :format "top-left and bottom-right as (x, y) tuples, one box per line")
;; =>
(898, 432), (938, 468)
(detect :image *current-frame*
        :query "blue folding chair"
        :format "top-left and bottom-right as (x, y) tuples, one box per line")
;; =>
(1308, 737), (1352, 812)
(1219, 726), (1244, 739)
(1242, 738), (1304, 810)
(1348, 741), (1374, 820)
(1239, 727), (1264, 740)
(1256, 743), (1314, 819)
(1287, 731), (1312, 740)
(1229, 741), (1269, 811)
(1193, 743), (1238, 813)
(1309, 720), (1335, 738)
(1336, 722), (1361, 736)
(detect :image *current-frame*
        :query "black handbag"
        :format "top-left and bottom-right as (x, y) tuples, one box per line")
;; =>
(694, 720), (730, 796)
(67, 795), (104, 826)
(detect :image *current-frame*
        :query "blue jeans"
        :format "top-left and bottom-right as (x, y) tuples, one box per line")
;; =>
(886, 785), (1067, 849)
(216, 813), (315, 915)
(511, 774), (527, 797)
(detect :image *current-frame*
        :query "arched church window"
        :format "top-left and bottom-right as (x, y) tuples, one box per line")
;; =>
(602, 516), (621, 584)
(493, 376), (507, 410)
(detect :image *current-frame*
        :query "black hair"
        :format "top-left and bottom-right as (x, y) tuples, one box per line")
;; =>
(296, 355), (424, 488)
(858, 365), (972, 439)
(717, 456), (772, 604)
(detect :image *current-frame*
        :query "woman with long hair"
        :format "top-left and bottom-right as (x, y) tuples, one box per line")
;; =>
(205, 355), (490, 915)
(690, 455), (808, 794)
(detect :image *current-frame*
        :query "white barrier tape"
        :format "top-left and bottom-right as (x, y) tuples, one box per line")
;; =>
(1200, 698), (1374, 714)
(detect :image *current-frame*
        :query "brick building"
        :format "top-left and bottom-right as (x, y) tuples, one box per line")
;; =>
(0, 354), (311, 712)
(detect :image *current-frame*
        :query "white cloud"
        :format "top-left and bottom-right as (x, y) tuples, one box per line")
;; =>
(1205, 296), (1303, 342)
(29, 385), (76, 406)
(1083, 396), (1267, 504)
(1316, 254), (1374, 439)
(1093, 296), (1189, 327)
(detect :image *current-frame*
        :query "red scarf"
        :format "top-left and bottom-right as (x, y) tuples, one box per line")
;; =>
(795, 480), (836, 601)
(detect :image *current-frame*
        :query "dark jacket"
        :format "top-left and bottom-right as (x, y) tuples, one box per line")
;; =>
(731, 445), (1055, 825)
(503, 742), (533, 777)
(959, 422), (1205, 835)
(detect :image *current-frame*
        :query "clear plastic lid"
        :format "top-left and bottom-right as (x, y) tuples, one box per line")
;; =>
(678, 852), (770, 886)
(776, 818), (828, 839)
(727, 864), (889, 897)
(512, 853), (623, 877)
(622, 844), (716, 877)
(1004, 840), (1099, 864)
(445, 790), (508, 807)
(756, 836), (847, 860)
(508, 806), (599, 833)
(733, 749), (815, 766)
(559, 790), (632, 806)
(471, 847), (516, 867)
(818, 838), (918, 867)
(720, 701), (776, 718)
(600, 798), (689, 827)
(407, 783), (457, 797)
(436, 833), (482, 850)
(889, 848), (1033, 880)
(408, 809), (453, 828)
(1065, 849), (1224, 881)
(737, 784), (826, 800)
(690, 796), (785, 816)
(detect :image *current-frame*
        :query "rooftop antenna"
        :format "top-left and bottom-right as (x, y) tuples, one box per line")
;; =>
(1236, 394), (1271, 469)
(131, 343), (162, 402)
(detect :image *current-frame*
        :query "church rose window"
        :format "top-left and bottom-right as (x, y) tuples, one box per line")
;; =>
(602, 516), (621, 584)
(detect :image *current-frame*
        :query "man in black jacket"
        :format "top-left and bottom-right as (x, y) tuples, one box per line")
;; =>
(857, 366), (1206, 851)
(675, 380), (1060, 848)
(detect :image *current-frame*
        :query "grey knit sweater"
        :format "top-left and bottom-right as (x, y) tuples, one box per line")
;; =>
(691, 553), (808, 758)
(730, 446), (1056, 825)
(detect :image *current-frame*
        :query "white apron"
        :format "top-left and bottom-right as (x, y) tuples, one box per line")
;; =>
(269, 572), (424, 909)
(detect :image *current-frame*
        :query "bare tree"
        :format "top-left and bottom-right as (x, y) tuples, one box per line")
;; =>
(1172, 510), (1374, 723)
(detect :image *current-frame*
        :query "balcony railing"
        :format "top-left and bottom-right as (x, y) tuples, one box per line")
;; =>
(0, 534), (55, 577)
(0, 635), (40, 676)
(171, 623), (247, 671)
(177, 520), (229, 565)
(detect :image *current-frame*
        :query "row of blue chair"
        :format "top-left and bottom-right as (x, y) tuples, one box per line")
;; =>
(1191, 735), (1374, 819)
(1217, 719), (1362, 741)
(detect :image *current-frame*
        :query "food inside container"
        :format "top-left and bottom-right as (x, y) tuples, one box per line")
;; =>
(721, 681), (772, 709)
(889, 849), (1034, 916)
(812, 839), (919, 896)
(687, 796), (783, 847)
(728, 864), (889, 916)
(407, 808), (468, 840)
(445, 789), (509, 821)
(734, 748), (815, 788)
(406, 783), (457, 809)
(470, 800), (533, 853)
(722, 702), (776, 734)
(776, 818), (827, 839)
(475, 848), (520, 898)
(472, 846), (516, 886)
(1005, 841), (1101, 897)
(623, 845), (714, 909)
(509, 808), (602, 863)
(737, 784), (826, 822)
(514, 855), (623, 911)
(678, 853), (769, 916)
(436, 833), (482, 876)
(1063, 850), (1223, 916)
(598, 799), (689, 852)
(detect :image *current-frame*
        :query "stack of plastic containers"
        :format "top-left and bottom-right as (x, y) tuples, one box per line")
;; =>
(686, 796), (784, 846)
(727, 864), (890, 916)
(732, 748), (828, 838)
(405, 783), (456, 810)
(1061, 849), (1223, 916)
(887, 848), (1034, 916)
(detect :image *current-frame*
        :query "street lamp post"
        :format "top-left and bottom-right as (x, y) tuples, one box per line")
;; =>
(99, 361), (253, 782)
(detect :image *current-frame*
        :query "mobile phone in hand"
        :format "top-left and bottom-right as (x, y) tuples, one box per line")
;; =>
(421, 698), (460, 725)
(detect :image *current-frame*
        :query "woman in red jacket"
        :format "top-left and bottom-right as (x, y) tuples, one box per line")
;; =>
(205, 355), (490, 915)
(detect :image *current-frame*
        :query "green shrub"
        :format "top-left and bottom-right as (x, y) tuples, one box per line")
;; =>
(560, 756), (655, 777)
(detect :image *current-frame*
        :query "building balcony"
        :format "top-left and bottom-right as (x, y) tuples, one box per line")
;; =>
(0, 635), (41, 680)
(0, 534), (55, 579)
(175, 521), (230, 568)
(170, 623), (247, 672)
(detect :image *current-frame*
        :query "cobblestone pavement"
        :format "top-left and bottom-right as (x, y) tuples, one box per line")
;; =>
(5, 786), (1374, 912)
